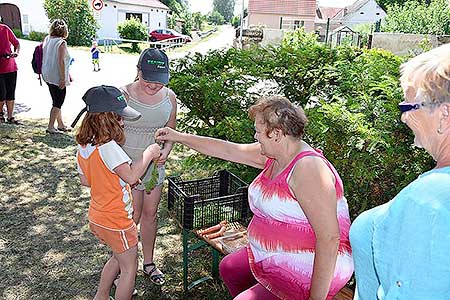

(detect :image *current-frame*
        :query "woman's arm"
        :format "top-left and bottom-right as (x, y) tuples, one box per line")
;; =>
(290, 156), (340, 300)
(155, 127), (267, 169)
(157, 89), (177, 165)
(79, 174), (90, 187)
(58, 41), (67, 89)
(114, 143), (161, 184)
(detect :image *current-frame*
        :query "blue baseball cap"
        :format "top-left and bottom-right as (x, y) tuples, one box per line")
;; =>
(137, 48), (169, 85)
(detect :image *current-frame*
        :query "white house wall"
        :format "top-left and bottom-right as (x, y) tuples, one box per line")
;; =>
(343, 0), (386, 28)
(4, 0), (168, 40)
(99, 1), (168, 39)
(4, 0), (49, 34)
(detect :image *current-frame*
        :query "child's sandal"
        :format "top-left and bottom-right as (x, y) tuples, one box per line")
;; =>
(143, 262), (165, 285)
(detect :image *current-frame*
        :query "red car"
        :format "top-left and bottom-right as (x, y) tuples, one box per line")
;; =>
(149, 29), (192, 43)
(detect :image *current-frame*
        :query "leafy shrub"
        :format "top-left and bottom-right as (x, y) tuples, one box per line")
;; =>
(382, 0), (450, 34)
(28, 31), (47, 42)
(44, 0), (98, 46)
(12, 28), (23, 39)
(170, 29), (434, 219)
(117, 17), (148, 52)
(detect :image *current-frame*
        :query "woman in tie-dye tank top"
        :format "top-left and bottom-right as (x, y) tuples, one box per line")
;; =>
(155, 96), (353, 300)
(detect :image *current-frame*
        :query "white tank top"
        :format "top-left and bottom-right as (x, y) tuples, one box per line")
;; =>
(42, 36), (71, 86)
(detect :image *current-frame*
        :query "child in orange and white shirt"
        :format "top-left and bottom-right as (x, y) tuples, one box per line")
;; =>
(74, 85), (161, 300)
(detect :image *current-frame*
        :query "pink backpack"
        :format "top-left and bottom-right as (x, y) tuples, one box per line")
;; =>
(31, 43), (43, 85)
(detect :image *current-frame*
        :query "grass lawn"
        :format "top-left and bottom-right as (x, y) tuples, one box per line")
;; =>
(0, 119), (230, 300)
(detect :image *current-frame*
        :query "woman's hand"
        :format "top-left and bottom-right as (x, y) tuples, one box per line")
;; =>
(157, 146), (171, 166)
(59, 79), (66, 89)
(144, 143), (161, 161)
(155, 127), (183, 143)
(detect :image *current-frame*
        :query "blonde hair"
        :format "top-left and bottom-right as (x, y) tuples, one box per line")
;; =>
(400, 43), (450, 104)
(248, 96), (308, 139)
(49, 19), (68, 38)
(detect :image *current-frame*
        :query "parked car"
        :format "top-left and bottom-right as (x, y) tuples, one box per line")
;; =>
(149, 29), (192, 43)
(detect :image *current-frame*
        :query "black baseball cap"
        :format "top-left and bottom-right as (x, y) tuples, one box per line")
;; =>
(71, 85), (141, 127)
(137, 48), (169, 85)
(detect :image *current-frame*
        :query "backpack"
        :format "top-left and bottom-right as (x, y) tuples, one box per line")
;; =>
(31, 43), (43, 86)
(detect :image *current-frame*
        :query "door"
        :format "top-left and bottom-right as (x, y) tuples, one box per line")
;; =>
(0, 3), (22, 31)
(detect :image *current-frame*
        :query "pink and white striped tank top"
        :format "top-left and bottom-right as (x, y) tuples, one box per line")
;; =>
(246, 149), (354, 300)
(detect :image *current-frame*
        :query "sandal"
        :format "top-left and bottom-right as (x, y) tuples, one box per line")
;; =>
(57, 126), (71, 132)
(46, 128), (62, 134)
(143, 262), (165, 285)
(7, 117), (21, 125)
(0, 113), (5, 124)
(112, 278), (138, 296)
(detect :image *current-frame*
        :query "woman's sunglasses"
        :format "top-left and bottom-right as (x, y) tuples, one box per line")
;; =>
(398, 102), (423, 113)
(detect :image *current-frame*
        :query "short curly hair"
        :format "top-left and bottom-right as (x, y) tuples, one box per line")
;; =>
(49, 19), (68, 38)
(248, 95), (308, 139)
(400, 43), (450, 105)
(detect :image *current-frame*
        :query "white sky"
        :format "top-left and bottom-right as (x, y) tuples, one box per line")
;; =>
(188, 0), (358, 15)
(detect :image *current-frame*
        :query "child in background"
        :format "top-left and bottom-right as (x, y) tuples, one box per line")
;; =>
(74, 85), (161, 300)
(91, 41), (101, 72)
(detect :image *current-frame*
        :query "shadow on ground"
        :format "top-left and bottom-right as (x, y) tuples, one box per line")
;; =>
(0, 120), (230, 300)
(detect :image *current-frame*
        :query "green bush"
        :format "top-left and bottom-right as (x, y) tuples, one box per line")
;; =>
(44, 0), (98, 46)
(170, 29), (434, 219)
(117, 17), (148, 52)
(12, 28), (23, 39)
(28, 31), (47, 42)
(382, 0), (450, 34)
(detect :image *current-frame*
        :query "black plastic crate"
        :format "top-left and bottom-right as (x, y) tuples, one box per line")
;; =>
(168, 170), (250, 230)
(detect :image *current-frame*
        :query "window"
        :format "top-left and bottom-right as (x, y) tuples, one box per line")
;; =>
(281, 19), (304, 30)
(360, 11), (364, 14)
(126, 13), (142, 22)
(376, 12), (380, 15)
(294, 20), (304, 29)
(23, 14), (29, 24)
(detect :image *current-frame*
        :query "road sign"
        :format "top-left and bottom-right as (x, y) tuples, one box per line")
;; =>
(91, 0), (104, 11)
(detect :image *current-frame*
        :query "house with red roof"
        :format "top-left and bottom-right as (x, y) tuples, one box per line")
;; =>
(247, 0), (317, 32)
(315, 0), (386, 39)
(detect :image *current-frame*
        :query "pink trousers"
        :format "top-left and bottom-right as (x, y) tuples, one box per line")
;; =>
(219, 247), (280, 300)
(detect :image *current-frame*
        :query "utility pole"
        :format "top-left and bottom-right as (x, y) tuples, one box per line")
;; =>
(239, 0), (245, 48)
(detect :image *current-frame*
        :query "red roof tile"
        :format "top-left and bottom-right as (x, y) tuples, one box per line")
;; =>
(248, 0), (316, 16)
(317, 7), (344, 20)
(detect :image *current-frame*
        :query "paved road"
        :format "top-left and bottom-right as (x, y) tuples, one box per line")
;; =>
(10, 25), (235, 122)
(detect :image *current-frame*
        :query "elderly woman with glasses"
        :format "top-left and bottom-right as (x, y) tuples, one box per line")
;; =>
(350, 43), (450, 299)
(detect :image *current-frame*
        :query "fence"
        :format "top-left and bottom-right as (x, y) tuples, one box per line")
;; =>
(100, 36), (187, 53)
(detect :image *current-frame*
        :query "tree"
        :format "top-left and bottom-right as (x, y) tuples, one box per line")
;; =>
(382, 0), (450, 34)
(160, 0), (193, 35)
(213, 0), (235, 22)
(208, 10), (225, 25)
(192, 12), (204, 30)
(376, 0), (431, 10)
(44, 0), (98, 46)
(117, 17), (148, 52)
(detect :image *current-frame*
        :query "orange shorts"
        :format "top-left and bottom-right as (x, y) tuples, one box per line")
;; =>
(89, 222), (138, 254)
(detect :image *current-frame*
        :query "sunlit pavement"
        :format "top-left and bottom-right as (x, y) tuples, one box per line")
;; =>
(12, 25), (235, 122)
